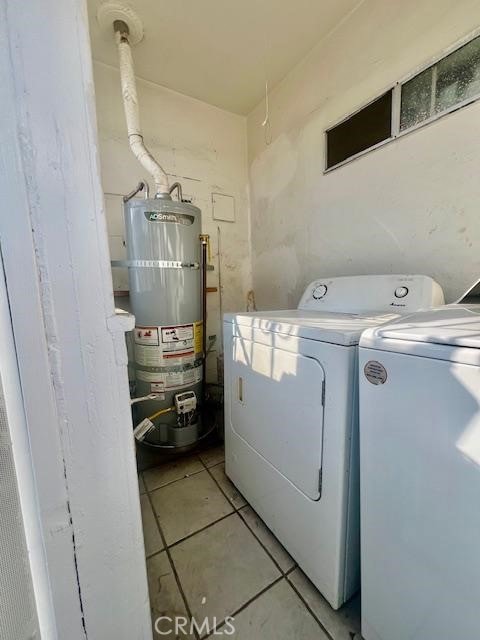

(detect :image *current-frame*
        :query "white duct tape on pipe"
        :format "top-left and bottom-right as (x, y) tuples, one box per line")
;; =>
(115, 31), (169, 194)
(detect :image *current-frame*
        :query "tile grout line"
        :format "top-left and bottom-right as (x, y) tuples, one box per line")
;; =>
(144, 483), (201, 640)
(143, 463), (205, 493)
(144, 456), (296, 582)
(143, 447), (224, 493)
(201, 460), (337, 638)
(144, 455), (297, 562)
(203, 575), (286, 639)
(236, 508), (297, 578)
(203, 460), (242, 513)
(145, 453), (292, 639)
(144, 452), (332, 640)
(149, 453), (237, 552)
(145, 507), (333, 640)
(147, 448), (223, 638)
(285, 573), (336, 640)
(149, 501), (296, 575)
(141, 451), (351, 640)
(164, 510), (237, 550)
(203, 459), (299, 579)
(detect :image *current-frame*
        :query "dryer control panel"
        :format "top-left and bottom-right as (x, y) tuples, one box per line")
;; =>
(298, 275), (444, 314)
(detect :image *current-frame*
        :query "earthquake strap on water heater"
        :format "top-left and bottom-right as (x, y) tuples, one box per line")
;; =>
(111, 259), (200, 270)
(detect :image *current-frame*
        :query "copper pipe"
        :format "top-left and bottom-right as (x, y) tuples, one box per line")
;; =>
(200, 234), (209, 403)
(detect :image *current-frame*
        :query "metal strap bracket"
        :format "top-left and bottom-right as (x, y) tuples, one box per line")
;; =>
(111, 259), (200, 270)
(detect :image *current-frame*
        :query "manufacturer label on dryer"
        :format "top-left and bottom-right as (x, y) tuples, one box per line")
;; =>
(364, 360), (387, 385)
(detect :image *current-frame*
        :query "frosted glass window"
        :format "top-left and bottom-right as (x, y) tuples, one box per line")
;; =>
(400, 67), (433, 130)
(400, 35), (480, 131)
(435, 37), (480, 111)
(326, 34), (480, 170)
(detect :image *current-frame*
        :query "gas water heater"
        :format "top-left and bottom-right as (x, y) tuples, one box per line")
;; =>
(123, 193), (204, 447)
(99, 5), (210, 448)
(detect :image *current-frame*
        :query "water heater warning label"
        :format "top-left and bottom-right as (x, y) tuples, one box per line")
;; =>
(149, 382), (165, 399)
(134, 327), (159, 346)
(161, 325), (194, 344)
(136, 364), (203, 391)
(194, 321), (203, 354)
(134, 323), (201, 367)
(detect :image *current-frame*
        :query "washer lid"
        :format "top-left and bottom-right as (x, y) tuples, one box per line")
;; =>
(360, 305), (480, 364)
(224, 309), (399, 346)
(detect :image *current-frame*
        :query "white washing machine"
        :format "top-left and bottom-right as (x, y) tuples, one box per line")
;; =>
(359, 296), (480, 640)
(223, 275), (444, 609)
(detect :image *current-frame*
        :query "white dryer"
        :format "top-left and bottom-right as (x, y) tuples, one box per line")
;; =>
(223, 275), (444, 609)
(359, 299), (480, 640)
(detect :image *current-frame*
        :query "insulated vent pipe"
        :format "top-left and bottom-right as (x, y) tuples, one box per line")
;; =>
(113, 19), (169, 196)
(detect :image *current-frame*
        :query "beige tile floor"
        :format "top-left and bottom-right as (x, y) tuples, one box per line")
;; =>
(138, 442), (362, 640)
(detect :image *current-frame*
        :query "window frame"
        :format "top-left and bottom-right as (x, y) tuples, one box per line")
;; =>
(325, 89), (394, 170)
(324, 27), (480, 173)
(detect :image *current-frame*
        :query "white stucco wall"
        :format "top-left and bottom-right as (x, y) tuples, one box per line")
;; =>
(93, 61), (252, 379)
(247, 0), (480, 307)
(1, 1), (153, 636)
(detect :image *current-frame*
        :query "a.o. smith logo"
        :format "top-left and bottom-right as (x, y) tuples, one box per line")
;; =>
(145, 211), (194, 225)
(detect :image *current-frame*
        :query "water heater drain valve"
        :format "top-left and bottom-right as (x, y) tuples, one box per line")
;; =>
(174, 391), (197, 415)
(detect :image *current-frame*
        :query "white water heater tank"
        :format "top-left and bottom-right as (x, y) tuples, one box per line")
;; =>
(123, 195), (203, 446)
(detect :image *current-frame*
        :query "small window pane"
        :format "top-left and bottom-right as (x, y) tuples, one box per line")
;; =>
(400, 35), (480, 132)
(326, 91), (392, 169)
(400, 67), (432, 130)
(435, 36), (480, 112)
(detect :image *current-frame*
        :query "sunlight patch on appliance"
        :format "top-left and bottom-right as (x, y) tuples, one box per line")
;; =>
(454, 366), (480, 467)
(456, 419), (480, 467)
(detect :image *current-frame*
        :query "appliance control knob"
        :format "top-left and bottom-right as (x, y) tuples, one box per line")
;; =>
(395, 286), (409, 299)
(312, 284), (328, 300)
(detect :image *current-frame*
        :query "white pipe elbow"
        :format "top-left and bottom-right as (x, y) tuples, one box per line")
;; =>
(129, 135), (169, 194)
